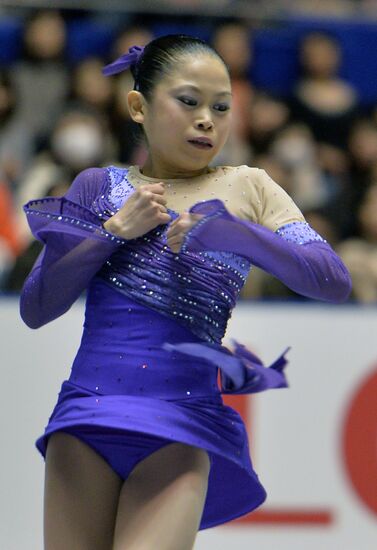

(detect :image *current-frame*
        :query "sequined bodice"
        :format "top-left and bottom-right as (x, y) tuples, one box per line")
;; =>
(92, 166), (251, 343)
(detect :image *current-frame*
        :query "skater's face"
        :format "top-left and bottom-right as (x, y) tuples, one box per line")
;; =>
(128, 54), (232, 175)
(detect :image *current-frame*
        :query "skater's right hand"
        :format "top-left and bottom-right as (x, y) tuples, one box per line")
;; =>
(102, 182), (171, 240)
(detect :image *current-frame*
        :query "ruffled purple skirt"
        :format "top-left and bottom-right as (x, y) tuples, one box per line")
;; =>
(36, 277), (267, 530)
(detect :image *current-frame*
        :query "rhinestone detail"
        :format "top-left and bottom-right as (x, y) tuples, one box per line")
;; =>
(275, 222), (327, 245)
(94, 166), (252, 343)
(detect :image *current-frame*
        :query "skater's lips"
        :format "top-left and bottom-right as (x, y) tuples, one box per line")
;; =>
(187, 136), (214, 147)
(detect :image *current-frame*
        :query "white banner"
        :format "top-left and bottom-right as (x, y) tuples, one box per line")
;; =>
(1, 298), (376, 549)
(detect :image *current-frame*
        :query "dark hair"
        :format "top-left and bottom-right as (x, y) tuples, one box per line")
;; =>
(130, 34), (229, 102)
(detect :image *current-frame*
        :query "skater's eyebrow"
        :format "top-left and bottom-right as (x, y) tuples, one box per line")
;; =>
(172, 84), (232, 97)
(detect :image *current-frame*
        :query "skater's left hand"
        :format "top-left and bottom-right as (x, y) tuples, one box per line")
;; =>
(166, 211), (204, 253)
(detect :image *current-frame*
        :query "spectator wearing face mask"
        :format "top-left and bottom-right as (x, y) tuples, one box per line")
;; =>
(14, 109), (116, 247)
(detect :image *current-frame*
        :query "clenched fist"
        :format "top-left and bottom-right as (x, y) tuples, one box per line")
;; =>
(103, 182), (171, 240)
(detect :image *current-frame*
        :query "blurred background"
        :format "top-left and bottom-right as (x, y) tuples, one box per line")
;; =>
(0, 2), (376, 550)
(1, 0), (377, 302)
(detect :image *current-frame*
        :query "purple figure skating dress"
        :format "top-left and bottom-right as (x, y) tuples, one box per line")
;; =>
(20, 165), (351, 529)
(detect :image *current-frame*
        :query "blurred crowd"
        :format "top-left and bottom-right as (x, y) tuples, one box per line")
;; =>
(3, 1), (377, 19)
(1, 10), (377, 302)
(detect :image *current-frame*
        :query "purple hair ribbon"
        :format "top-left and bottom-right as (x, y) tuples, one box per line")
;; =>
(102, 45), (145, 76)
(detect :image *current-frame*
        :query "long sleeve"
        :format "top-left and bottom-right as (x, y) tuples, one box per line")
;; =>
(19, 167), (127, 329)
(181, 199), (352, 304)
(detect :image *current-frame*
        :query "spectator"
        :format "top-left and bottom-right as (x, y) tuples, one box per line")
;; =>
(0, 71), (33, 189)
(337, 183), (377, 302)
(3, 175), (71, 292)
(0, 178), (24, 286)
(10, 10), (70, 149)
(289, 32), (359, 150)
(316, 142), (353, 239)
(247, 93), (290, 156)
(112, 25), (153, 59)
(211, 22), (255, 165)
(270, 123), (329, 210)
(345, 118), (377, 237)
(68, 57), (115, 117)
(14, 108), (116, 246)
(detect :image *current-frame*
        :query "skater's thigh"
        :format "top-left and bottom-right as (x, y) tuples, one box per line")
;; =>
(44, 431), (122, 550)
(113, 442), (211, 550)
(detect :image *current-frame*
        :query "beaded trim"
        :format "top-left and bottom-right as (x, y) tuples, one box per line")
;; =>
(24, 200), (127, 244)
(105, 167), (251, 277)
(24, 166), (254, 343)
(275, 221), (326, 245)
(199, 251), (250, 280)
(25, 196), (99, 223)
(180, 203), (228, 254)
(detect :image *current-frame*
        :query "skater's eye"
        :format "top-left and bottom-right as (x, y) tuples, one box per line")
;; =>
(178, 96), (197, 106)
(214, 103), (230, 112)
(178, 97), (230, 112)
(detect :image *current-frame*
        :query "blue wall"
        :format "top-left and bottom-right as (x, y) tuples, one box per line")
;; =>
(1, 15), (376, 105)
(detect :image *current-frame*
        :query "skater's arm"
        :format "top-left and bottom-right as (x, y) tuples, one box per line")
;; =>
(19, 168), (127, 329)
(181, 170), (351, 303)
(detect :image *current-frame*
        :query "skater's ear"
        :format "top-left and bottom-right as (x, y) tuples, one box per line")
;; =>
(127, 90), (147, 124)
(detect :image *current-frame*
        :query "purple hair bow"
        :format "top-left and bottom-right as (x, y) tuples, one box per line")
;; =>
(102, 45), (145, 76)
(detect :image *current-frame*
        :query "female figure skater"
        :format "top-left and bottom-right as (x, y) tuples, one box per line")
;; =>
(20, 34), (351, 550)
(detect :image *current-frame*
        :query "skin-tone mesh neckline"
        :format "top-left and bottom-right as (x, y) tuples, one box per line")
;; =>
(127, 164), (220, 184)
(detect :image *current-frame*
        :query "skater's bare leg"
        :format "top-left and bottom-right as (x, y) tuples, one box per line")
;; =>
(44, 431), (122, 550)
(113, 442), (211, 550)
